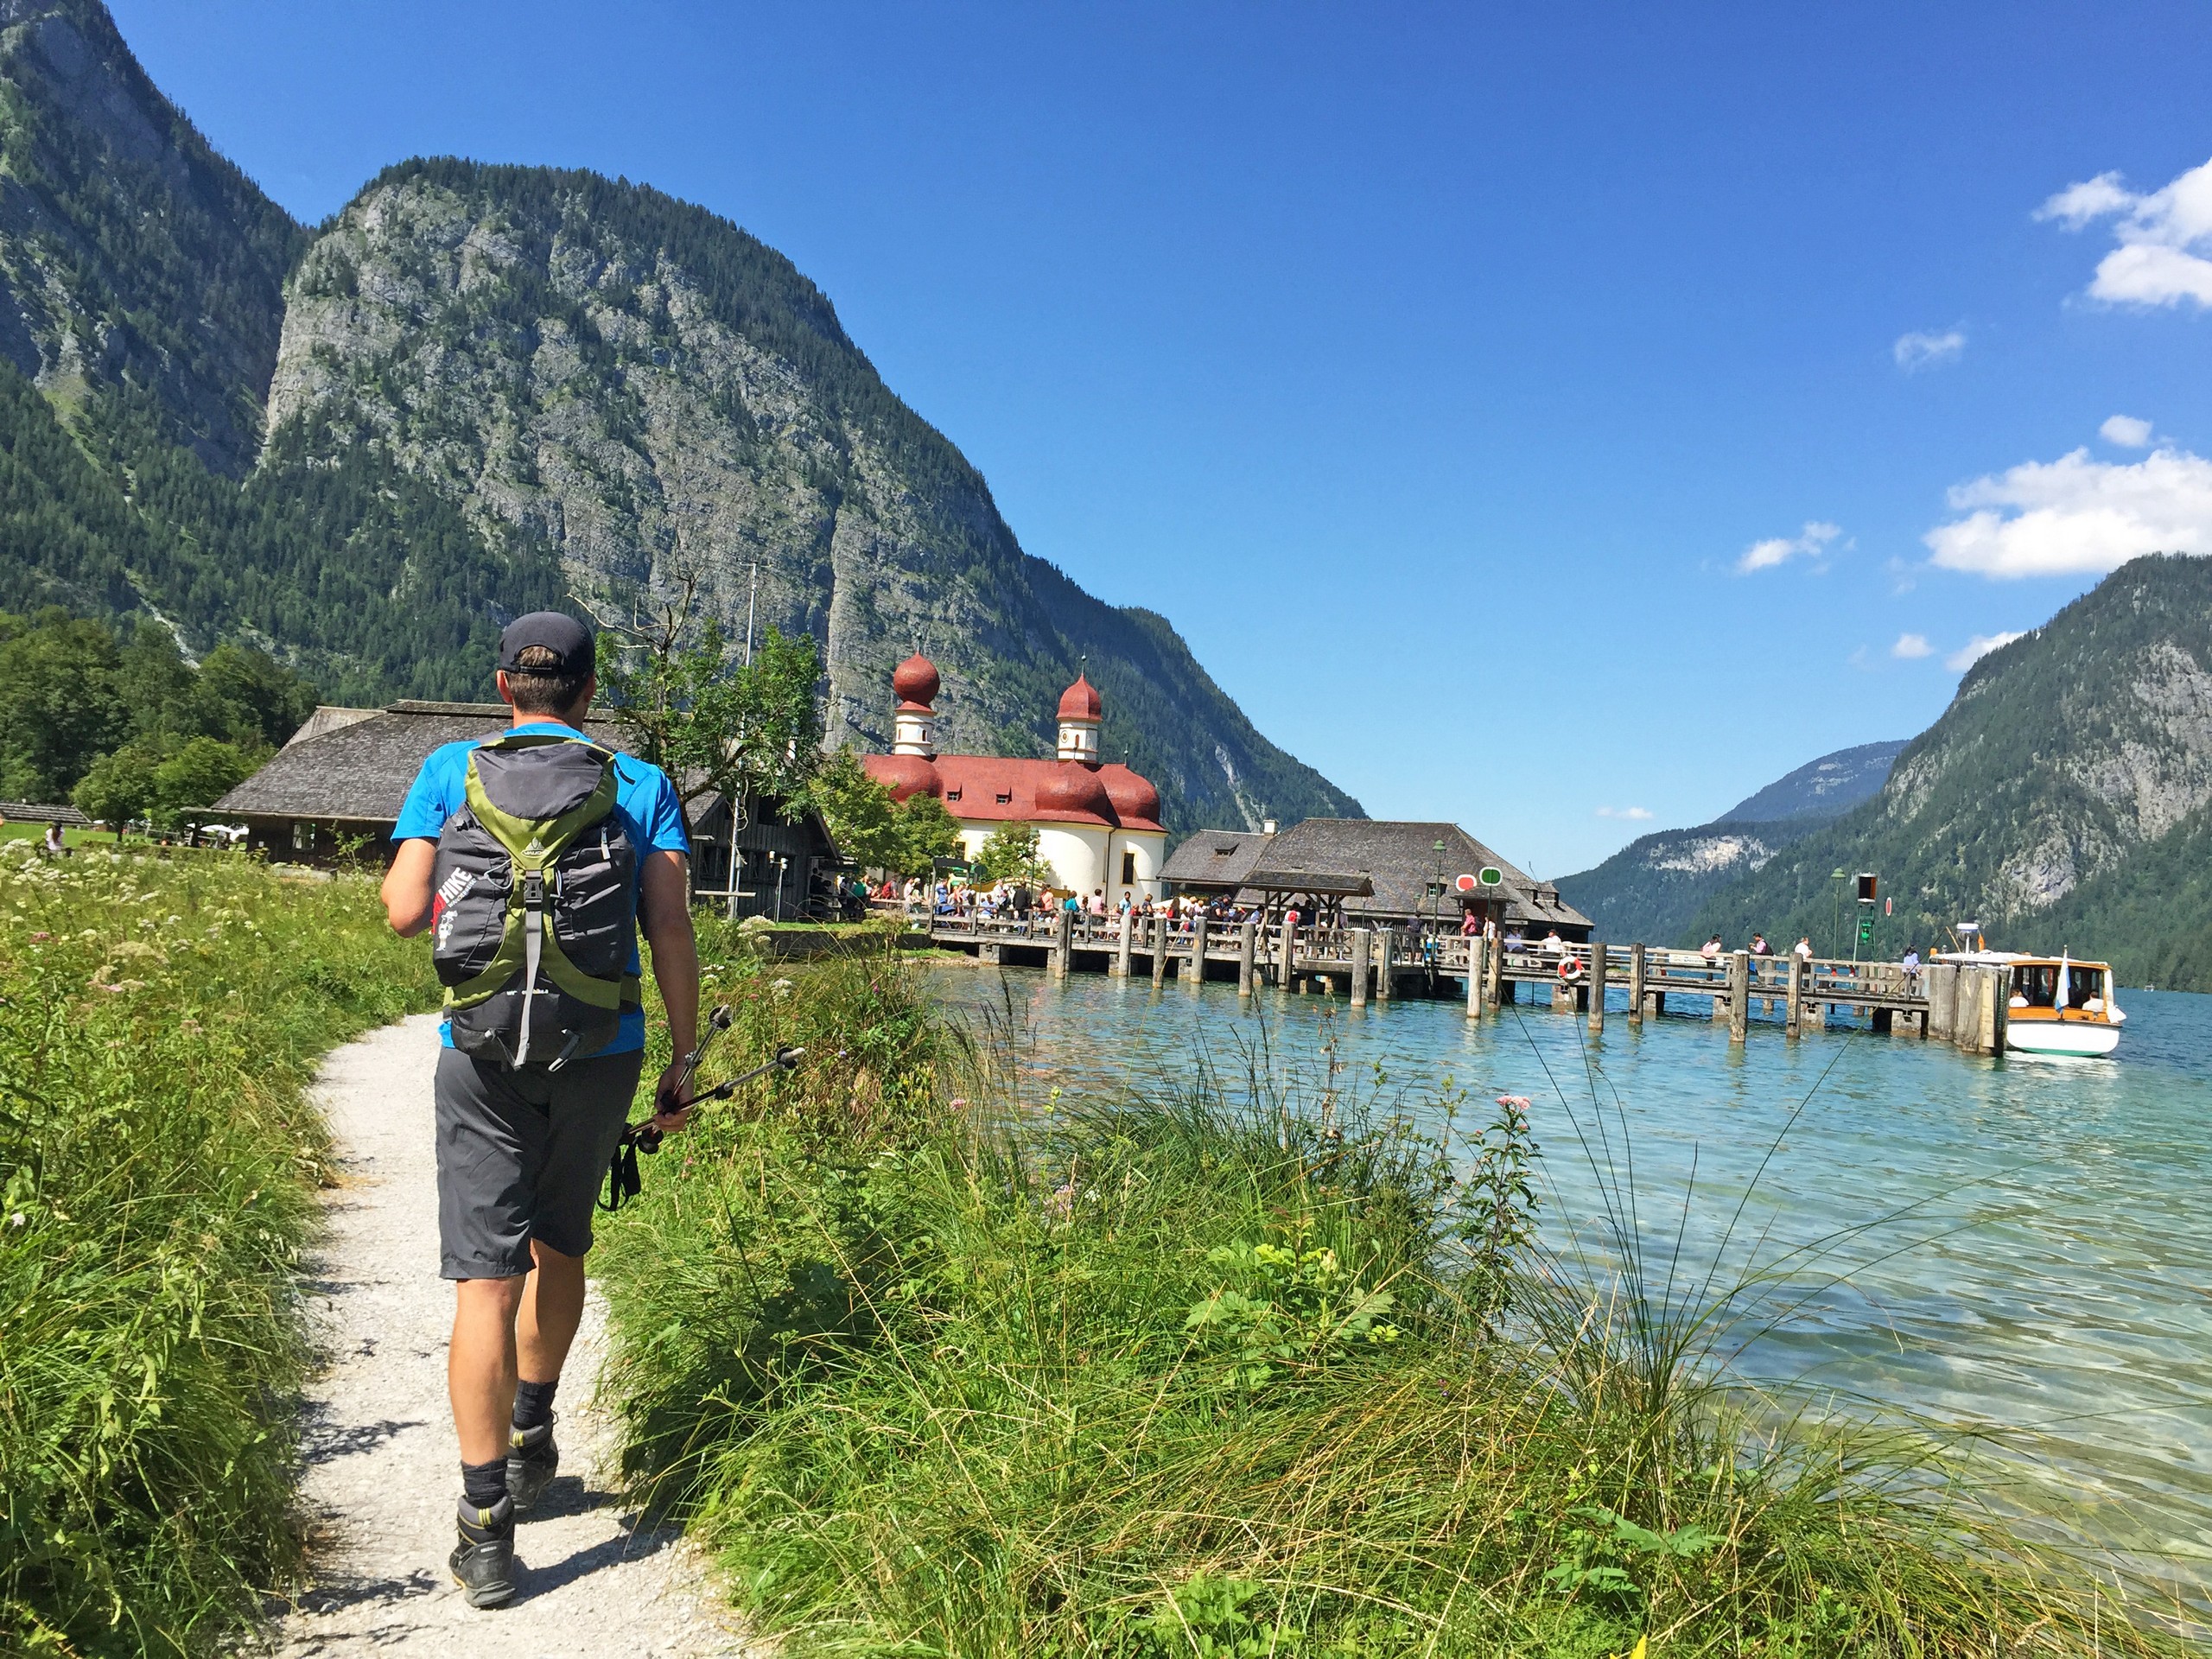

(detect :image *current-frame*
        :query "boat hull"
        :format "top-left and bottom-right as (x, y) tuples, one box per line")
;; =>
(2006, 1020), (2120, 1058)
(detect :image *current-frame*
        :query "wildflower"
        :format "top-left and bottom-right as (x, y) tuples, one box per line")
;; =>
(7, 1212), (22, 1228)
(29, 931), (48, 941)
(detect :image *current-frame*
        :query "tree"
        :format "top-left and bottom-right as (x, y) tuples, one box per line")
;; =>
(804, 747), (967, 877)
(150, 737), (256, 826)
(587, 564), (824, 815)
(71, 739), (164, 838)
(186, 643), (316, 748)
(0, 609), (127, 800)
(970, 822), (1055, 889)
(893, 792), (963, 877)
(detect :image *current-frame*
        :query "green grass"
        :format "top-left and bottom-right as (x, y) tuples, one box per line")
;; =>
(0, 846), (435, 1656)
(596, 944), (2195, 1656)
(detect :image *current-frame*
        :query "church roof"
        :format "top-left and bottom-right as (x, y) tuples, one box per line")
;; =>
(861, 753), (1164, 833)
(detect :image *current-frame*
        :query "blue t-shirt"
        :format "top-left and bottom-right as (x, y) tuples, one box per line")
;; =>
(392, 721), (690, 1053)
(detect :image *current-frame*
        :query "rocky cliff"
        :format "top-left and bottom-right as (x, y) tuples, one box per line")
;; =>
(0, 3), (1359, 833)
(0, 0), (299, 472)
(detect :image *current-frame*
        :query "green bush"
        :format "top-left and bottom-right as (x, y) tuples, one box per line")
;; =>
(0, 848), (434, 1656)
(596, 946), (2187, 1657)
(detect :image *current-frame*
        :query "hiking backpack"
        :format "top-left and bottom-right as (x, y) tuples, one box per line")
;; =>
(429, 732), (641, 1068)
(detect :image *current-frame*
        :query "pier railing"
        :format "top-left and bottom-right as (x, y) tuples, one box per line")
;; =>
(913, 908), (1999, 1053)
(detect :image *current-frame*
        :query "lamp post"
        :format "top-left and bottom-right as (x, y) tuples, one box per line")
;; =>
(1432, 838), (1446, 937)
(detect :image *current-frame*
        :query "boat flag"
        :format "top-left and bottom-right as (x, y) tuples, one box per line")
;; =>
(2055, 951), (2069, 1011)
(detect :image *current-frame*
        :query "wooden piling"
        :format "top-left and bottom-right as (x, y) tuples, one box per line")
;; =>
(1185, 918), (1205, 990)
(1236, 920), (1257, 997)
(1374, 928), (1394, 1001)
(1727, 950), (1749, 1042)
(1586, 941), (1608, 1034)
(1151, 914), (1167, 987)
(1485, 935), (1503, 1006)
(1784, 952), (1804, 1034)
(1052, 907), (1072, 979)
(1465, 937), (1487, 1020)
(1627, 942), (1645, 1024)
(1350, 928), (1371, 1007)
(1113, 909), (1133, 977)
(1277, 918), (1296, 985)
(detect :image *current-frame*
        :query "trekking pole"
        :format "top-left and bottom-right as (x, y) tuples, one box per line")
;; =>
(600, 1039), (805, 1212)
(661, 1002), (734, 1112)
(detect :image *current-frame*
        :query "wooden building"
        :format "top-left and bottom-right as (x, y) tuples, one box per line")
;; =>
(1165, 817), (1592, 939)
(209, 701), (839, 916)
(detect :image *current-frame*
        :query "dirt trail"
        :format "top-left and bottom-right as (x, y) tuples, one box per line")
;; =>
(265, 1013), (754, 1657)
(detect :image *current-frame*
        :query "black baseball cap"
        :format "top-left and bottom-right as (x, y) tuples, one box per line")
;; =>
(498, 611), (594, 674)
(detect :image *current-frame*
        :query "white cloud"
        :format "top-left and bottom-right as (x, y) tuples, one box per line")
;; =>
(2037, 156), (2212, 308)
(1923, 442), (2212, 577)
(1947, 631), (2027, 671)
(2101, 413), (2154, 448)
(1738, 519), (1842, 574)
(1595, 805), (1654, 821)
(1893, 328), (1965, 371)
(1891, 632), (1933, 658)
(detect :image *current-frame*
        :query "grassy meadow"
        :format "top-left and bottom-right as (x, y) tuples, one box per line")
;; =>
(597, 936), (2191, 1657)
(0, 846), (433, 1656)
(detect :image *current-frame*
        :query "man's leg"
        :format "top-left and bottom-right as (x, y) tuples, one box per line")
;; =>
(517, 1237), (588, 1387)
(449, 1273), (528, 1465)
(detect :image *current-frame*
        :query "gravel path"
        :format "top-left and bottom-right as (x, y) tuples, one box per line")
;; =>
(265, 1013), (756, 1657)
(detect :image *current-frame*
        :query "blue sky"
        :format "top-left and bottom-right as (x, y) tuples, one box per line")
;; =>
(111, 1), (2212, 874)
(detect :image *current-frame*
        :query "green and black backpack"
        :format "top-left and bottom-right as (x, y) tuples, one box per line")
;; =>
(429, 732), (642, 1068)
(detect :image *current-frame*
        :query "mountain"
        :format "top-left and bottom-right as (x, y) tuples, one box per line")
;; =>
(1719, 739), (1906, 823)
(1687, 556), (2212, 987)
(0, 0), (300, 472)
(1555, 740), (1905, 945)
(0, 2), (1358, 835)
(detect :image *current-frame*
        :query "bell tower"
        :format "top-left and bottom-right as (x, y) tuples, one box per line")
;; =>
(892, 653), (939, 757)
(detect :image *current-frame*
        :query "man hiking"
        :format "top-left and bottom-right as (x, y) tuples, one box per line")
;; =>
(379, 612), (697, 1610)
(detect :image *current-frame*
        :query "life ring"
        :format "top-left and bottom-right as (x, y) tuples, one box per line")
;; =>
(1558, 957), (1584, 982)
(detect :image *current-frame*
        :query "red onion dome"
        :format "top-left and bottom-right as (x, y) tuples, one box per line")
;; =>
(1035, 761), (1111, 817)
(893, 652), (940, 709)
(1103, 767), (1160, 824)
(874, 753), (943, 803)
(1056, 672), (1102, 722)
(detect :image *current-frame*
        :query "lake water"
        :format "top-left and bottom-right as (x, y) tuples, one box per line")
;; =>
(931, 963), (2212, 1592)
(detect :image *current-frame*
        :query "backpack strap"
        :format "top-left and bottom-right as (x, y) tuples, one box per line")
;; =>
(444, 741), (628, 1055)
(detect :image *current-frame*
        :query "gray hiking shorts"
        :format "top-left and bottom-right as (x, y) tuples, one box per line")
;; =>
(434, 1046), (645, 1279)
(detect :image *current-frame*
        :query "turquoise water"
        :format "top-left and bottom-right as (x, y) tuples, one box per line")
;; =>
(933, 965), (2212, 1586)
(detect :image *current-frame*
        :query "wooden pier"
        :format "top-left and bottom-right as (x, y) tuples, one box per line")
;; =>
(920, 912), (2012, 1055)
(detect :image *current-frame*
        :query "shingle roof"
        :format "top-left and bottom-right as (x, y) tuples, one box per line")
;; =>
(1160, 829), (1274, 889)
(213, 704), (631, 824)
(1239, 818), (1592, 931)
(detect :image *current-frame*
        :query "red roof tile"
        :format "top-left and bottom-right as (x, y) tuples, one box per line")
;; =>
(862, 753), (1164, 833)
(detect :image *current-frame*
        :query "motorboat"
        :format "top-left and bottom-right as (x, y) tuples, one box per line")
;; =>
(1936, 933), (2123, 1057)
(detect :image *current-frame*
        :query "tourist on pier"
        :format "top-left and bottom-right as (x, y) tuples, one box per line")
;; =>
(1750, 933), (1773, 956)
(1460, 909), (1480, 937)
(1700, 934), (1723, 967)
(1901, 945), (1922, 990)
(1503, 925), (1522, 952)
(1793, 935), (1814, 962)
(1090, 888), (1107, 917)
(1541, 927), (1565, 956)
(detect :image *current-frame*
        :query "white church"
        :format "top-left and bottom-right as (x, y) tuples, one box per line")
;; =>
(862, 653), (1169, 904)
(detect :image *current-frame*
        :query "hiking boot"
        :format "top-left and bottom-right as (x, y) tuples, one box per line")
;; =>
(507, 1418), (560, 1514)
(450, 1494), (516, 1608)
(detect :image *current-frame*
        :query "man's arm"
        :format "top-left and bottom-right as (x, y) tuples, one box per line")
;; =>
(639, 848), (700, 1128)
(382, 840), (438, 936)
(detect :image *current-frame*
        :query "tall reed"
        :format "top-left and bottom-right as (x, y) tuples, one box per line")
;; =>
(596, 944), (2188, 1656)
(0, 847), (432, 1657)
